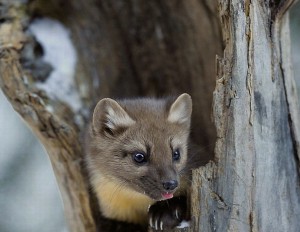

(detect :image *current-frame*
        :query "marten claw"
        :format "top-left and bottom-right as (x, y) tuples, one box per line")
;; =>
(148, 196), (187, 231)
(175, 208), (179, 220)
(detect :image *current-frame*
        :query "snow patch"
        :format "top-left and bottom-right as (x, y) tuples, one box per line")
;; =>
(29, 18), (81, 112)
(176, 220), (190, 229)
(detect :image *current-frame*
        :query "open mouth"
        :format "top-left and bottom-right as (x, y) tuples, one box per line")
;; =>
(161, 192), (174, 199)
(145, 190), (175, 201)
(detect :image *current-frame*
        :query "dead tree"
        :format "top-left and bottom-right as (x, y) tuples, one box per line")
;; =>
(0, 0), (299, 231)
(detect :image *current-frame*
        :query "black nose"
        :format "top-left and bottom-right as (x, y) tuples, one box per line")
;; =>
(162, 180), (178, 191)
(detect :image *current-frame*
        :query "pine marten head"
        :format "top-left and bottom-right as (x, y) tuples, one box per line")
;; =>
(87, 94), (192, 200)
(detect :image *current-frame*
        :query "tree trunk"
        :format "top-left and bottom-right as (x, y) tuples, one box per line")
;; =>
(190, 0), (300, 231)
(0, 0), (299, 232)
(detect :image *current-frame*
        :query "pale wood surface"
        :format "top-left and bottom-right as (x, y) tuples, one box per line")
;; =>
(189, 1), (300, 231)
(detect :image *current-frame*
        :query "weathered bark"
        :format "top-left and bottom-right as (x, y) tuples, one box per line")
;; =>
(0, 7), (95, 232)
(190, 0), (300, 231)
(1, 0), (299, 232)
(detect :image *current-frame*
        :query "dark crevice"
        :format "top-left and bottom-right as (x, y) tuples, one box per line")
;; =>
(98, 1), (144, 98)
(249, 212), (254, 232)
(269, 0), (285, 19)
(202, 0), (223, 47)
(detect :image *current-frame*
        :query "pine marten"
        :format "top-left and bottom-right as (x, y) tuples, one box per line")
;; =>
(85, 93), (193, 230)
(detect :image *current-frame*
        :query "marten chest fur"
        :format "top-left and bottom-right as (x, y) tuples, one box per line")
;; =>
(94, 176), (155, 224)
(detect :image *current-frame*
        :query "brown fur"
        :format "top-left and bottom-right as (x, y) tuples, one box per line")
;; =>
(85, 94), (192, 224)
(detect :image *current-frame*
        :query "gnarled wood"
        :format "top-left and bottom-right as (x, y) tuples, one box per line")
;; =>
(0, 5), (95, 230)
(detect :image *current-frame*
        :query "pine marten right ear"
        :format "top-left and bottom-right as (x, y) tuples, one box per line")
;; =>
(167, 93), (192, 125)
(92, 98), (135, 136)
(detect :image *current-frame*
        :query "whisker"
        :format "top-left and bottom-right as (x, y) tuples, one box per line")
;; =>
(178, 173), (193, 184)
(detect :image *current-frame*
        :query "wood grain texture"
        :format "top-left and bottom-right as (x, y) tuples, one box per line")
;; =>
(190, 0), (300, 231)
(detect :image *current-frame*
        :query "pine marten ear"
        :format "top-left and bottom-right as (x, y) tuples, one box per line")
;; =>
(167, 93), (192, 125)
(93, 98), (135, 135)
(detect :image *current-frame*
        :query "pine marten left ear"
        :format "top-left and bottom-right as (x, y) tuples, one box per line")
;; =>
(167, 93), (192, 125)
(93, 98), (135, 135)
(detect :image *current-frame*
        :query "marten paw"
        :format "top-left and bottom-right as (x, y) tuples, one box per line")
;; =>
(148, 197), (187, 231)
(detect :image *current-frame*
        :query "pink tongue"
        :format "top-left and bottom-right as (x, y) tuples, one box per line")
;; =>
(162, 192), (174, 199)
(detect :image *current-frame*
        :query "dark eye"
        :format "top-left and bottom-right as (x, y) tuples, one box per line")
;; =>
(133, 152), (147, 164)
(173, 149), (181, 161)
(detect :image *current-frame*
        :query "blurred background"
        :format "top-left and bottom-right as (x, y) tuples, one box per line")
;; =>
(0, 91), (67, 232)
(290, 3), (300, 93)
(0, 3), (299, 232)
